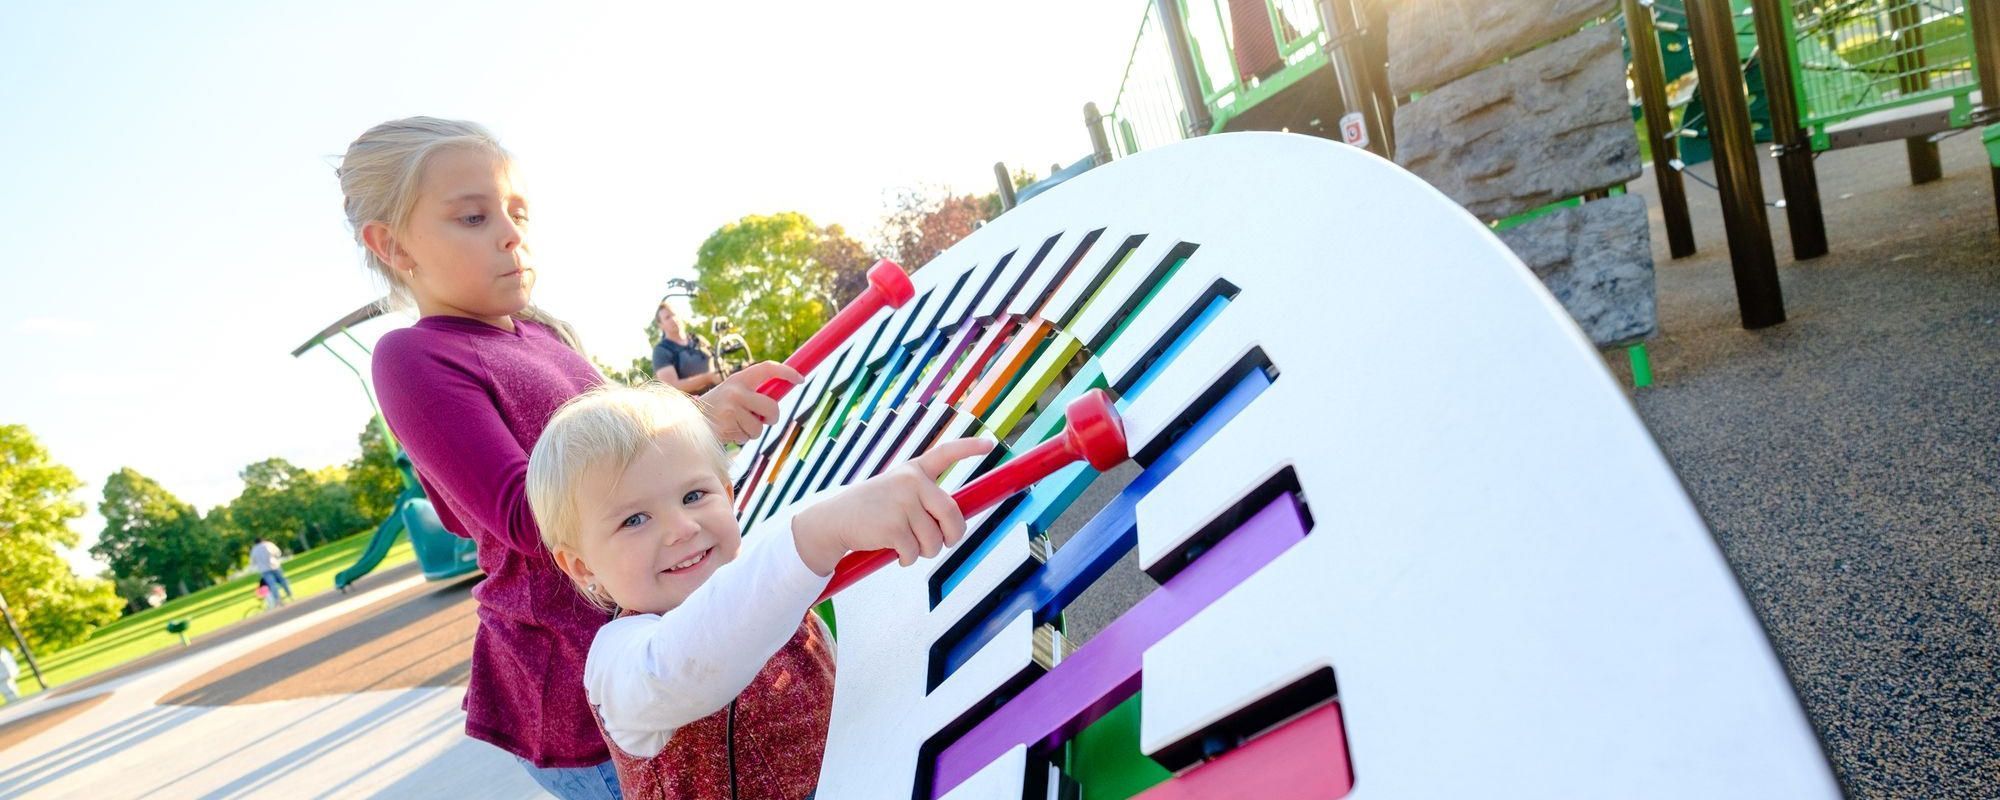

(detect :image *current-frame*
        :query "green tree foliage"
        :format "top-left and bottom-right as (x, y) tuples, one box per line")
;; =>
(977, 167), (1040, 221)
(93, 467), (227, 600)
(230, 458), (369, 554)
(691, 212), (843, 362)
(594, 354), (658, 388)
(0, 425), (122, 650)
(346, 419), (403, 522)
(231, 458), (314, 553)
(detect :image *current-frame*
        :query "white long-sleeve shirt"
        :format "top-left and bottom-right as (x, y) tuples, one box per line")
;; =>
(583, 516), (833, 758)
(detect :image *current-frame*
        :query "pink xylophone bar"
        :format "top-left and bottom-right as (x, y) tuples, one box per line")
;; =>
(816, 389), (1128, 602)
(756, 259), (917, 399)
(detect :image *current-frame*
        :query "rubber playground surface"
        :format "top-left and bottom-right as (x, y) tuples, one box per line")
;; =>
(0, 134), (1992, 799)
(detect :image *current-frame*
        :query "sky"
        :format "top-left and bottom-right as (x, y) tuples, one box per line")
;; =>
(0, 1), (1144, 575)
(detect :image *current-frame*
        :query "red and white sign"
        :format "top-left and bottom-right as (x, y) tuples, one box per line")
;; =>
(1339, 112), (1368, 148)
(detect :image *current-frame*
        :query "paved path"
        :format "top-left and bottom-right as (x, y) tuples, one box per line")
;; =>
(0, 571), (539, 799)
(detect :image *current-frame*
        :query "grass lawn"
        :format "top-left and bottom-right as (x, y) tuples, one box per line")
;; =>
(12, 528), (418, 700)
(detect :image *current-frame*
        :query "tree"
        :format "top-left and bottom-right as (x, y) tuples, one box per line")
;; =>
(593, 354), (657, 388)
(876, 188), (987, 274)
(93, 467), (227, 600)
(346, 419), (403, 522)
(977, 166), (1040, 221)
(0, 425), (121, 650)
(306, 465), (370, 545)
(691, 212), (843, 363)
(819, 224), (878, 308)
(231, 458), (314, 553)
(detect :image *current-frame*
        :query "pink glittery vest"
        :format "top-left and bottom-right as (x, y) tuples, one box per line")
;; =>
(598, 615), (836, 800)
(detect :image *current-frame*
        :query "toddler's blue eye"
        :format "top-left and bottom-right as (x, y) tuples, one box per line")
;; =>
(620, 512), (649, 529)
(682, 490), (707, 505)
(461, 214), (486, 225)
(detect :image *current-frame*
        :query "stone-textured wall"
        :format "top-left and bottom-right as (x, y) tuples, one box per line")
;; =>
(1386, 3), (1656, 346)
(1393, 23), (1641, 221)
(1495, 194), (1655, 344)
(1387, 0), (1614, 95)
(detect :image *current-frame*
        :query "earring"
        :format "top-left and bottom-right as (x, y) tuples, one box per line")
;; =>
(584, 580), (599, 596)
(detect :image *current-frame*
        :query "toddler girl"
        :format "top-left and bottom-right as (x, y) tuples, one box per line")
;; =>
(527, 383), (989, 799)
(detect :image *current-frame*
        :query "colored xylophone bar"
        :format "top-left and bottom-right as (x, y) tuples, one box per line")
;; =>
(733, 224), (1353, 799)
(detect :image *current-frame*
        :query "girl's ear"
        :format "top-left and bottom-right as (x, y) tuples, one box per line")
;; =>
(550, 546), (596, 589)
(359, 221), (414, 275)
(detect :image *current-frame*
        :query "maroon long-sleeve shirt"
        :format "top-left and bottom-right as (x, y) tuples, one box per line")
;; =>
(372, 314), (610, 768)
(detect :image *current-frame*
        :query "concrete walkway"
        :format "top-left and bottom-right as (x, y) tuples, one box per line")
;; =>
(0, 572), (540, 799)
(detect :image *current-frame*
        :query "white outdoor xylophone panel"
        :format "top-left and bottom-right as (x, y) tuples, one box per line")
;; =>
(737, 132), (1838, 799)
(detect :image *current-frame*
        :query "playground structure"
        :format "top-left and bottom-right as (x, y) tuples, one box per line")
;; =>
(290, 302), (479, 590)
(754, 133), (1837, 797)
(1018, 0), (2000, 335)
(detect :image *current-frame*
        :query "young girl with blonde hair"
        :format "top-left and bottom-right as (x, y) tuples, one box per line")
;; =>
(527, 384), (989, 799)
(339, 116), (802, 798)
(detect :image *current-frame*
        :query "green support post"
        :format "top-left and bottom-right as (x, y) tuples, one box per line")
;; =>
(1628, 343), (1655, 388)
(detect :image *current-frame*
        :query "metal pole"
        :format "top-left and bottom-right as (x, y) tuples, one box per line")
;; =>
(992, 162), (1018, 212)
(1319, 0), (1389, 156)
(1357, 0), (1396, 155)
(1155, 0), (1215, 137)
(1084, 103), (1115, 164)
(1748, 0), (1829, 259)
(1892, 0), (1943, 184)
(1625, 0), (1699, 258)
(1688, 0), (1787, 328)
(1964, 0), (2000, 229)
(0, 593), (48, 691)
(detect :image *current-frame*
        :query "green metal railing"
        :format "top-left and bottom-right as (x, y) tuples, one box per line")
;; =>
(1777, 0), (1980, 148)
(1100, 0), (1332, 156)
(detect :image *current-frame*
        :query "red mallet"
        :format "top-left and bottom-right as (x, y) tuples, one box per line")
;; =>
(758, 259), (916, 400)
(815, 389), (1127, 602)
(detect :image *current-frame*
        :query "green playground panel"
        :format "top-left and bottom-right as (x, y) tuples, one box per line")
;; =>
(1064, 693), (1175, 798)
(1774, 0), (1980, 150)
(1105, 0), (1334, 156)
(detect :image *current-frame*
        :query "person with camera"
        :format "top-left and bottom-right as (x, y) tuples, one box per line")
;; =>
(652, 299), (720, 395)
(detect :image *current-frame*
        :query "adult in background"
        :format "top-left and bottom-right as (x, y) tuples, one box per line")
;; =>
(651, 299), (719, 395)
(250, 537), (294, 606)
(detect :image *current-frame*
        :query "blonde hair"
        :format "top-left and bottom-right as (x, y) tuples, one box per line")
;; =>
(337, 116), (584, 353)
(527, 384), (733, 605)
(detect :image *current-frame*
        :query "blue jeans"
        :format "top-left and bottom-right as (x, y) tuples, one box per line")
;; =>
(260, 570), (293, 599)
(515, 756), (621, 800)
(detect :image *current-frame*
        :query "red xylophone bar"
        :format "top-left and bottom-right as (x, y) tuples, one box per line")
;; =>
(757, 259), (916, 399)
(816, 389), (1127, 602)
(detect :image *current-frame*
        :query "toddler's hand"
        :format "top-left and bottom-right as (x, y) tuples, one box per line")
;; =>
(699, 361), (805, 444)
(792, 437), (996, 576)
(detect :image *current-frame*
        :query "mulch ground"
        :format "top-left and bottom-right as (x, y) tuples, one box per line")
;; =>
(1619, 133), (2000, 798)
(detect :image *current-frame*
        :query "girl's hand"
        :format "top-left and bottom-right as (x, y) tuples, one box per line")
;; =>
(699, 361), (805, 444)
(792, 437), (996, 576)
